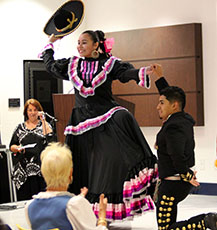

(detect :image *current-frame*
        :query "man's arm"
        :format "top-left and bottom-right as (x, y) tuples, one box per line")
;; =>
(152, 64), (169, 92)
(155, 77), (169, 93)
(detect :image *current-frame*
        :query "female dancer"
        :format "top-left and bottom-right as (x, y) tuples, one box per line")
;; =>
(40, 30), (158, 221)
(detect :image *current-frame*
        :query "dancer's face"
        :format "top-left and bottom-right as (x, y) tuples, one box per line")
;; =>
(77, 33), (99, 58)
(157, 95), (175, 121)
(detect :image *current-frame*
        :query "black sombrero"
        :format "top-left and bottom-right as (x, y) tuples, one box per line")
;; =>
(43, 0), (84, 37)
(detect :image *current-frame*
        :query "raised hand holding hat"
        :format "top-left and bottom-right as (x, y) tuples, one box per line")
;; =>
(43, 0), (84, 38)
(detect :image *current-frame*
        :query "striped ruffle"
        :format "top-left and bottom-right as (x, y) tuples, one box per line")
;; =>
(92, 165), (158, 221)
(38, 43), (54, 58)
(138, 67), (151, 89)
(123, 166), (158, 200)
(93, 195), (154, 221)
(68, 56), (119, 98)
(64, 106), (127, 136)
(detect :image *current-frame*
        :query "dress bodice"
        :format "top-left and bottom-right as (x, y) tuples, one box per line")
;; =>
(42, 47), (150, 135)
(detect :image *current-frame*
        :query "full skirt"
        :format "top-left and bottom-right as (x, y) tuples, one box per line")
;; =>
(66, 109), (158, 221)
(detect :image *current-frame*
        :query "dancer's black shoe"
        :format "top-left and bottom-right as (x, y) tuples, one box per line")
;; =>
(204, 212), (217, 230)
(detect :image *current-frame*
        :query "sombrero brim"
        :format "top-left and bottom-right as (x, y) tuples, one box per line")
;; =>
(43, 0), (84, 37)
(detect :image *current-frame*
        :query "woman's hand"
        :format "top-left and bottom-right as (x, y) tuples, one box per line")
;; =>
(98, 194), (107, 219)
(38, 111), (53, 135)
(146, 65), (154, 75)
(48, 34), (62, 43)
(80, 187), (88, 197)
(97, 194), (108, 226)
(38, 111), (45, 121)
(10, 145), (25, 154)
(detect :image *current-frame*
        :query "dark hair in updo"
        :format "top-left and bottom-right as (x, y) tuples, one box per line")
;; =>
(82, 30), (110, 57)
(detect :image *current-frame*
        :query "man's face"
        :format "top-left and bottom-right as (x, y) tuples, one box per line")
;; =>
(157, 95), (174, 121)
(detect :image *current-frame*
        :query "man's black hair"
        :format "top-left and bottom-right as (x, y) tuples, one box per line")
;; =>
(160, 86), (186, 110)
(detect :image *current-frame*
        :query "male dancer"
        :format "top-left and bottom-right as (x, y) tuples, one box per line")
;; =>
(153, 68), (217, 230)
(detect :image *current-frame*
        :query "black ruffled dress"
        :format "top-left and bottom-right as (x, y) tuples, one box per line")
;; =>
(41, 43), (158, 221)
(9, 121), (53, 200)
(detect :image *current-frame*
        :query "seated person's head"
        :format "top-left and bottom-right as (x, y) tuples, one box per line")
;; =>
(40, 142), (73, 190)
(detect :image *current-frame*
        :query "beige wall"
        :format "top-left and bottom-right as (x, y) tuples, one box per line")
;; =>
(0, 0), (216, 182)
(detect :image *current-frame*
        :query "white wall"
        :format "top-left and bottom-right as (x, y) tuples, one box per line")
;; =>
(0, 0), (86, 143)
(0, 0), (216, 183)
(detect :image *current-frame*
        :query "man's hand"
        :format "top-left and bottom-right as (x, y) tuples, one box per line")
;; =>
(189, 171), (200, 187)
(152, 64), (163, 78)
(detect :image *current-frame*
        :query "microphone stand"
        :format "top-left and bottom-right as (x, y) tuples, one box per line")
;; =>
(44, 112), (58, 142)
(44, 112), (58, 122)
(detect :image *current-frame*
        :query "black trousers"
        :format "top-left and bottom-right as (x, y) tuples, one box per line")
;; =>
(156, 180), (206, 230)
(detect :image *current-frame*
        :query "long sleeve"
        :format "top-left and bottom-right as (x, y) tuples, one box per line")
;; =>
(165, 123), (190, 174)
(165, 123), (194, 181)
(40, 44), (70, 81)
(155, 76), (169, 92)
(112, 60), (151, 89)
(66, 196), (108, 230)
(25, 200), (33, 229)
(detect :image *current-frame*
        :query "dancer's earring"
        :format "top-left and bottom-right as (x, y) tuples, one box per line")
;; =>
(91, 50), (99, 59)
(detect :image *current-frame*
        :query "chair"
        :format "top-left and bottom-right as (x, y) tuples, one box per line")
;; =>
(16, 225), (29, 230)
(16, 224), (59, 230)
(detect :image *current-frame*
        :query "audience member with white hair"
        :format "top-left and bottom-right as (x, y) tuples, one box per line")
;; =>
(25, 142), (108, 230)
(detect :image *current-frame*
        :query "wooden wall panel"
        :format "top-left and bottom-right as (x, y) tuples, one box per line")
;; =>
(117, 93), (199, 126)
(106, 23), (201, 60)
(106, 23), (204, 126)
(53, 94), (75, 143)
(112, 58), (198, 95)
